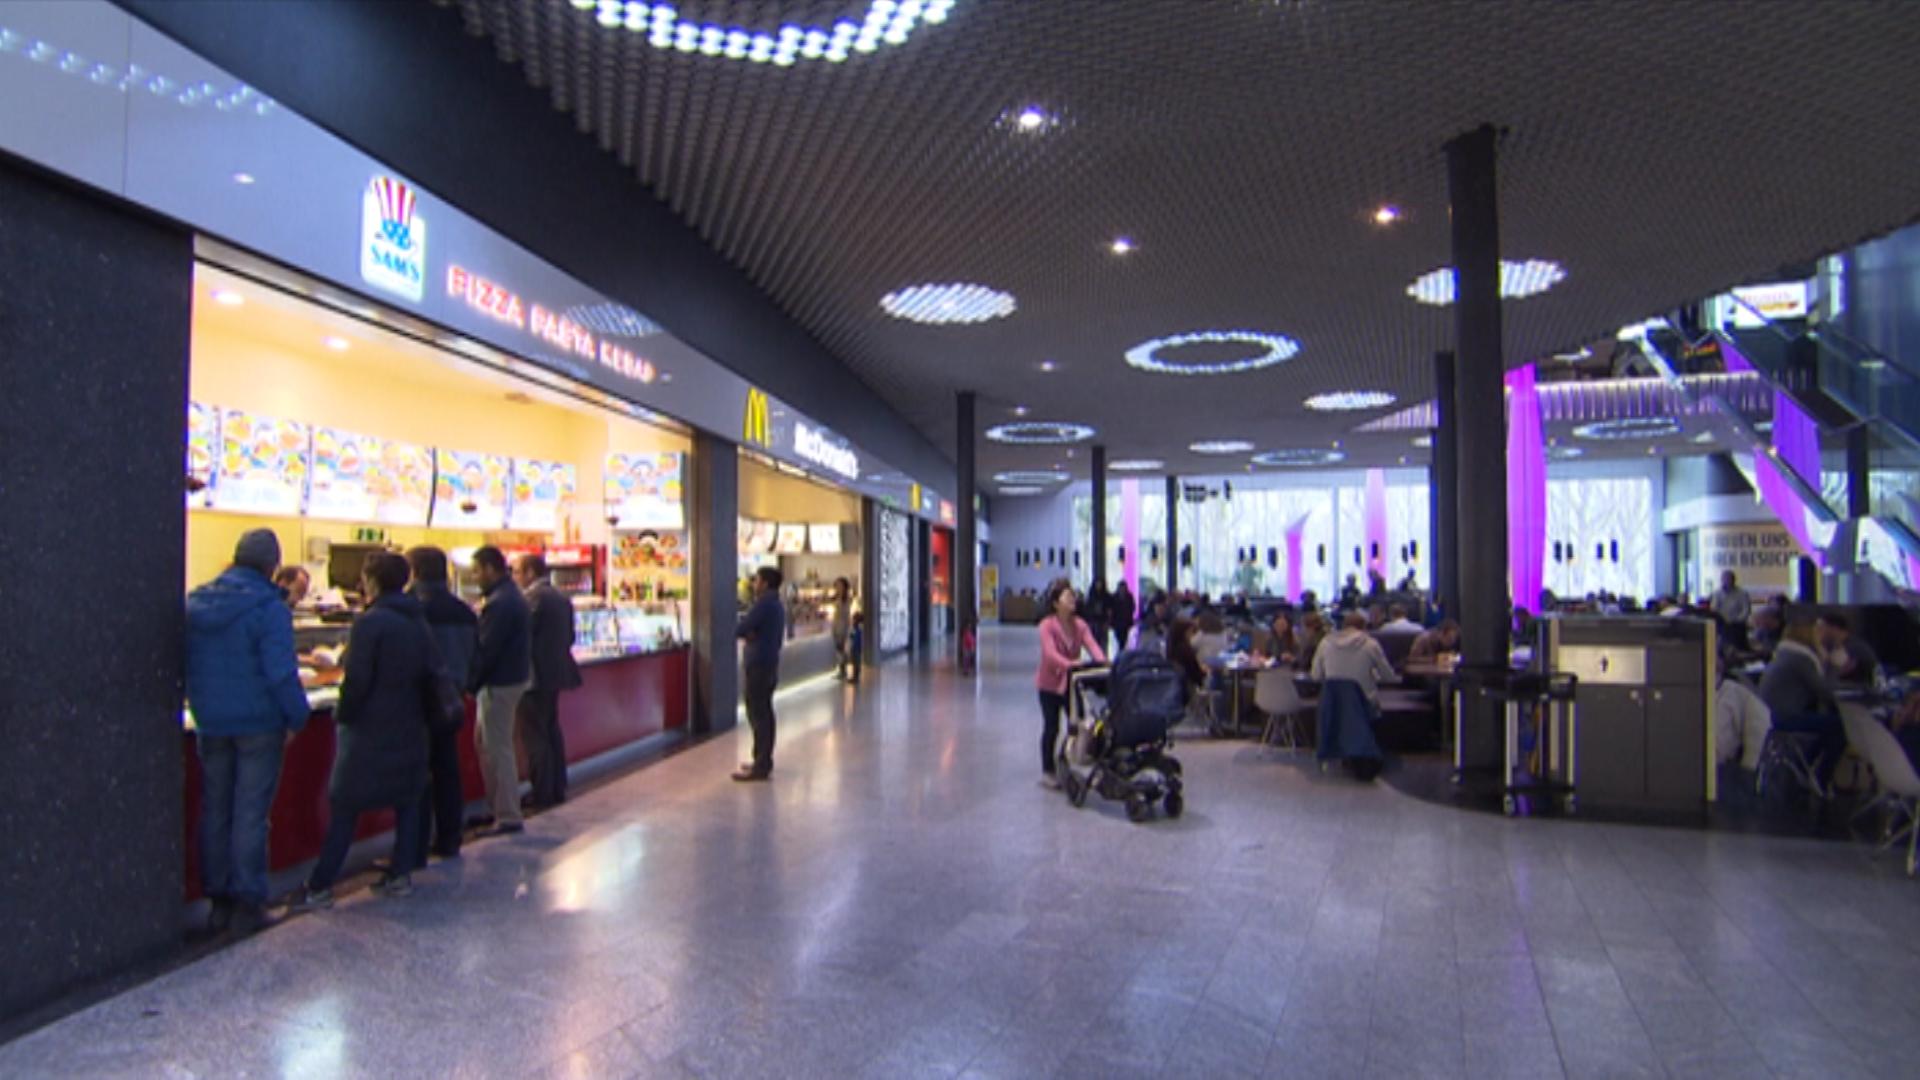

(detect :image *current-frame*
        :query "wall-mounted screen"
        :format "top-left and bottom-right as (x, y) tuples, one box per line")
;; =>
(808, 523), (843, 554)
(774, 524), (807, 555)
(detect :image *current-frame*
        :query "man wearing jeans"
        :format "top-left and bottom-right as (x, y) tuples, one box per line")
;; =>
(733, 566), (786, 782)
(185, 528), (310, 933)
(467, 546), (531, 835)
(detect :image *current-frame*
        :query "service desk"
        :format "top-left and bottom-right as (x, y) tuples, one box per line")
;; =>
(181, 646), (689, 898)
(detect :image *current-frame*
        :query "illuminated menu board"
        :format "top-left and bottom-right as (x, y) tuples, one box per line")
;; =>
(431, 449), (510, 530)
(604, 452), (684, 530)
(370, 440), (435, 526)
(774, 524), (807, 555)
(210, 407), (309, 517)
(508, 458), (577, 532)
(307, 426), (381, 522)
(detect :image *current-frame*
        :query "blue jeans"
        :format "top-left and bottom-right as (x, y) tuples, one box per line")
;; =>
(307, 799), (423, 892)
(198, 731), (286, 906)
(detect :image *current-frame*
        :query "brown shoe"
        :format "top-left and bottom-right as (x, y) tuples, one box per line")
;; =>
(731, 768), (770, 782)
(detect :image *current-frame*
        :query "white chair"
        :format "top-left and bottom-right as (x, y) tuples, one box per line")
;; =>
(1840, 707), (1920, 876)
(1255, 669), (1307, 754)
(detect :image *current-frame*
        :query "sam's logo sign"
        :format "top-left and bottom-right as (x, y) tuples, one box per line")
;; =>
(743, 387), (772, 447)
(361, 175), (426, 303)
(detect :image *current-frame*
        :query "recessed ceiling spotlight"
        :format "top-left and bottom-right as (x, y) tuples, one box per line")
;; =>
(985, 421), (1096, 445)
(1304, 390), (1396, 412)
(998, 486), (1045, 496)
(1125, 330), (1302, 376)
(323, 336), (350, 351)
(1038, 359), (1058, 373)
(574, 0), (953, 65)
(1109, 236), (1135, 255)
(210, 288), (244, 306)
(1405, 259), (1567, 305)
(1572, 417), (1682, 441)
(1252, 448), (1348, 467)
(231, 171), (256, 185)
(1108, 459), (1164, 472)
(1190, 439), (1255, 455)
(881, 282), (1016, 325)
(1411, 435), (1433, 448)
(1012, 404), (1029, 417)
(993, 470), (1069, 486)
(1372, 204), (1402, 225)
(1551, 446), (1585, 459)
(1000, 105), (1059, 134)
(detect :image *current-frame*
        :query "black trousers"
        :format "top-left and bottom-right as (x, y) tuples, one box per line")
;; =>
(1039, 689), (1069, 774)
(415, 722), (465, 866)
(744, 663), (779, 774)
(518, 687), (567, 807)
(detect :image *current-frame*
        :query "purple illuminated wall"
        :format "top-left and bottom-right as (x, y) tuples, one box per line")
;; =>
(1285, 513), (1308, 603)
(1364, 469), (1388, 576)
(1722, 339), (1827, 565)
(1506, 364), (1547, 612)
(1120, 479), (1140, 610)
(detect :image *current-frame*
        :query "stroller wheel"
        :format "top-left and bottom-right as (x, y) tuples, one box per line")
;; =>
(1163, 792), (1184, 819)
(1067, 771), (1090, 808)
(1126, 796), (1152, 824)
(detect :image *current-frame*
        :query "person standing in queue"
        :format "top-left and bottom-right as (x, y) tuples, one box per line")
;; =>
(1035, 579), (1107, 789)
(185, 528), (310, 933)
(290, 553), (433, 909)
(515, 553), (583, 809)
(734, 567), (786, 782)
(406, 546), (475, 864)
(467, 546), (531, 835)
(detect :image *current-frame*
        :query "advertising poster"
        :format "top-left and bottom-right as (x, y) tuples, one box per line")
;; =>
(187, 401), (218, 509)
(605, 452), (685, 529)
(508, 457), (578, 532)
(211, 407), (309, 517)
(371, 439), (435, 526)
(306, 426), (380, 522)
(1697, 523), (1797, 593)
(431, 449), (510, 529)
(980, 564), (1000, 621)
(775, 524), (807, 555)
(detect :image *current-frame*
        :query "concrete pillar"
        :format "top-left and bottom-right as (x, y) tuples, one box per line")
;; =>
(1090, 445), (1108, 589)
(691, 432), (739, 734)
(956, 392), (977, 659)
(1165, 474), (1180, 595)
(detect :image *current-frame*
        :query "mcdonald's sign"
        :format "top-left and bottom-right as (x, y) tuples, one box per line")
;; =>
(743, 387), (772, 447)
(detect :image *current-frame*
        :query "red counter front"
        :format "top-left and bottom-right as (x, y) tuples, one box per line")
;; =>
(182, 647), (690, 898)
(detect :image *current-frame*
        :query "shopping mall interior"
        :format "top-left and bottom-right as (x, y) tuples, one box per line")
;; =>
(4, 1), (1920, 1077)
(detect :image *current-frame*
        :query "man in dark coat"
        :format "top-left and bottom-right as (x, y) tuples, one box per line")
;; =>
(292, 552), (431, 908)
(468, 546), (531, 835)
(514, 553), (583, 809)
(407, 545), (477, 864)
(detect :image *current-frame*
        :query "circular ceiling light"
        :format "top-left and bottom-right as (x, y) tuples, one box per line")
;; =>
(1189, 439), (1255, 455)
(1303, 390), (1396, 412)
(1551, 447), (1585, 459)
(880, 282), (1016, 325)
(997, 486), (1045, 496)
(1372, 204), (1402, 226)
(1109, 237), (1136, 255)
(985, 421), (1095, 445)
(570, 0), (954, 66)
(1108, 459), (1164, 472)
(994, 470), (1069, 486)
(1405, 259), (1567, 305)
(1571, 418), (1682, 441)
(1125, 330), (1302, 376)
(999, 105), (1060, 135)
(1252, 448), (1348, 467)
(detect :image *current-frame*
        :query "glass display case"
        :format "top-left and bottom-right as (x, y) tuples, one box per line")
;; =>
(572, 601), (686, 660)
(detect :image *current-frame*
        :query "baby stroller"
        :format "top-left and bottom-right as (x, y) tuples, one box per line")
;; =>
(1060, 650), (1186, 822)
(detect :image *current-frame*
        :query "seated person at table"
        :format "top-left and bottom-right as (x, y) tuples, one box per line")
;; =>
(1378, 603), (1421, 635)
(1310, 612), (1398, 706)
(1167, 617), (1207, 695)
(1818, 614), (1879, 686)
(1298, 612), (1330, 670)
(1748, 607), (1783, 657)
(1758, 618), (1846, 793)
(1714, 669), (1772, 771)
(1407, 619), (1460, 666)
(1260, 612), (1301, 667)
(1192, 612), (1231, 666)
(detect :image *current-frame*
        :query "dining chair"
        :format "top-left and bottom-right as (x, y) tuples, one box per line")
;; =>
(1255, 668), (1307, 754)
(1840, 708), (1920, 875)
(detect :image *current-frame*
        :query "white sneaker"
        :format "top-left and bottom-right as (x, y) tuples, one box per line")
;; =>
(1039, 775), (1062, 791)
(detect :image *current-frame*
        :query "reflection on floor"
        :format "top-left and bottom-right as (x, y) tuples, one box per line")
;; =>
(5, 626), (1920, 1079)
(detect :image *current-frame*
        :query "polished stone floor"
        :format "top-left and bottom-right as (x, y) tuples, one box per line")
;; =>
(7, 626), (1920, 1079)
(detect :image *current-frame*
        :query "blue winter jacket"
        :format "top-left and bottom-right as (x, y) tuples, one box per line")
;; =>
(185, 567), (311, 737)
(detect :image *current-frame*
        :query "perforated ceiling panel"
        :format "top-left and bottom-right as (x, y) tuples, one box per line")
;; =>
(450, 0), (1920, 482)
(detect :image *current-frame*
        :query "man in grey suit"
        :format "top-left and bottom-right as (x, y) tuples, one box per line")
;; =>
(515, 553), (583, 809)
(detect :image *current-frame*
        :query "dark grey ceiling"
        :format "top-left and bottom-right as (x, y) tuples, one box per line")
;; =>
(450, 0), (1920, 487)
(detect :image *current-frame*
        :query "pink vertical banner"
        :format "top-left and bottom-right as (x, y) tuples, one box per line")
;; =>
(1364, 468), (1388, 576)
(1121, 478), (1140, 611)
(1284, 513), (1309, 603)
(1506, 363), (1547, 613)
(1723, 338), (1827, 566)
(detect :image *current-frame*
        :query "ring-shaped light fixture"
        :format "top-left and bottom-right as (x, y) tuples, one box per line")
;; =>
(1189, 439), (1255, 455)
(1571, 418), (1681, 441)
(1303, 390), (1397, 412)
(1405, 259), (1567, 306)
(985, 421), (1095, 445)
(1251, 448), (1348, 467)
(1108, 459), (1165, 472)
(880, 282), (1015, 324)
(1124, 330), (1302, 376)
(567, 0), (955, 66)
(993, 470), (1069, 486)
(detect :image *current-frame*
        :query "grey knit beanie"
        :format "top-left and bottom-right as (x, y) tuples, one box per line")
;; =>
(233, 528), (282, 574)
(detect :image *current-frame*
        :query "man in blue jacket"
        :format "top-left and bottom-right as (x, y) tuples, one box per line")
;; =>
(185, 529), (310, 932)
(734, 567), (786, 782)
(467, 546), (531, 835)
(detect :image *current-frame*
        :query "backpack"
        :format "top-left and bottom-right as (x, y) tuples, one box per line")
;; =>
(1106, 648), (1185, 747)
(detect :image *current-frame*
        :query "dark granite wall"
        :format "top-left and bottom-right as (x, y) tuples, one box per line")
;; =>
(690, 433), (739, 734)
(0, 159), (191, 1023)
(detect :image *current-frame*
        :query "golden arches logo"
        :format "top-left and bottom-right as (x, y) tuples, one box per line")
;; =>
(743, 388), (772, 447)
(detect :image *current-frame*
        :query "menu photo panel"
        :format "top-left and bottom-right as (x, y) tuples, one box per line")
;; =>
(604, 451), (685, 530)
(431, 449), (511, 530)
(508, 457), (578, 532)
(211, 406), (309, 517)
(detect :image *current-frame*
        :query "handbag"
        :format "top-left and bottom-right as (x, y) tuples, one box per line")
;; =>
(415, 614), (467, 735)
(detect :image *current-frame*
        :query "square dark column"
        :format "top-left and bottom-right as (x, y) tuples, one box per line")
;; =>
(1090, 445), (1108, 589)
(691, 433), (739, 733)
(956, 392), (977, 662)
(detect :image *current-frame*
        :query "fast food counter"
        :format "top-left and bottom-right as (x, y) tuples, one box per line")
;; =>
(180, 642), (690, 900)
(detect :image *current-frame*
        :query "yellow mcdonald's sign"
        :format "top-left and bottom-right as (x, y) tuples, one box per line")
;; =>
(910, 483), (922, 511)
(743, 387), (772, 447)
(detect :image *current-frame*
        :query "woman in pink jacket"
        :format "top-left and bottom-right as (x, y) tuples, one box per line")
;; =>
(1036, 579), (1107, 788)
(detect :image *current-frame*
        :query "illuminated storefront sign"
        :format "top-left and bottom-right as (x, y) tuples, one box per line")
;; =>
(445, 264), (655, 383)
(360, 175), (426, 303)
(794, 421), (860, 481)
(743, 388), (772, 447)
(939, 499), (956, 525)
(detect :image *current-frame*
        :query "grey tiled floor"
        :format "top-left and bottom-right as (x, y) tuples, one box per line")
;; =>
(7, 626), (1920, 1078)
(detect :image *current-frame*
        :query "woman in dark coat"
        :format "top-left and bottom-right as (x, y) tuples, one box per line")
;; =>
(295, 551), (434, 908)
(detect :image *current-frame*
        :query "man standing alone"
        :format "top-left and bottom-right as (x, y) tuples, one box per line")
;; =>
(515, 553), (582, 809)
(1711, 570), (1753, 649)
(468, 547), (530, 835)
(734, 567), (786, 782)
